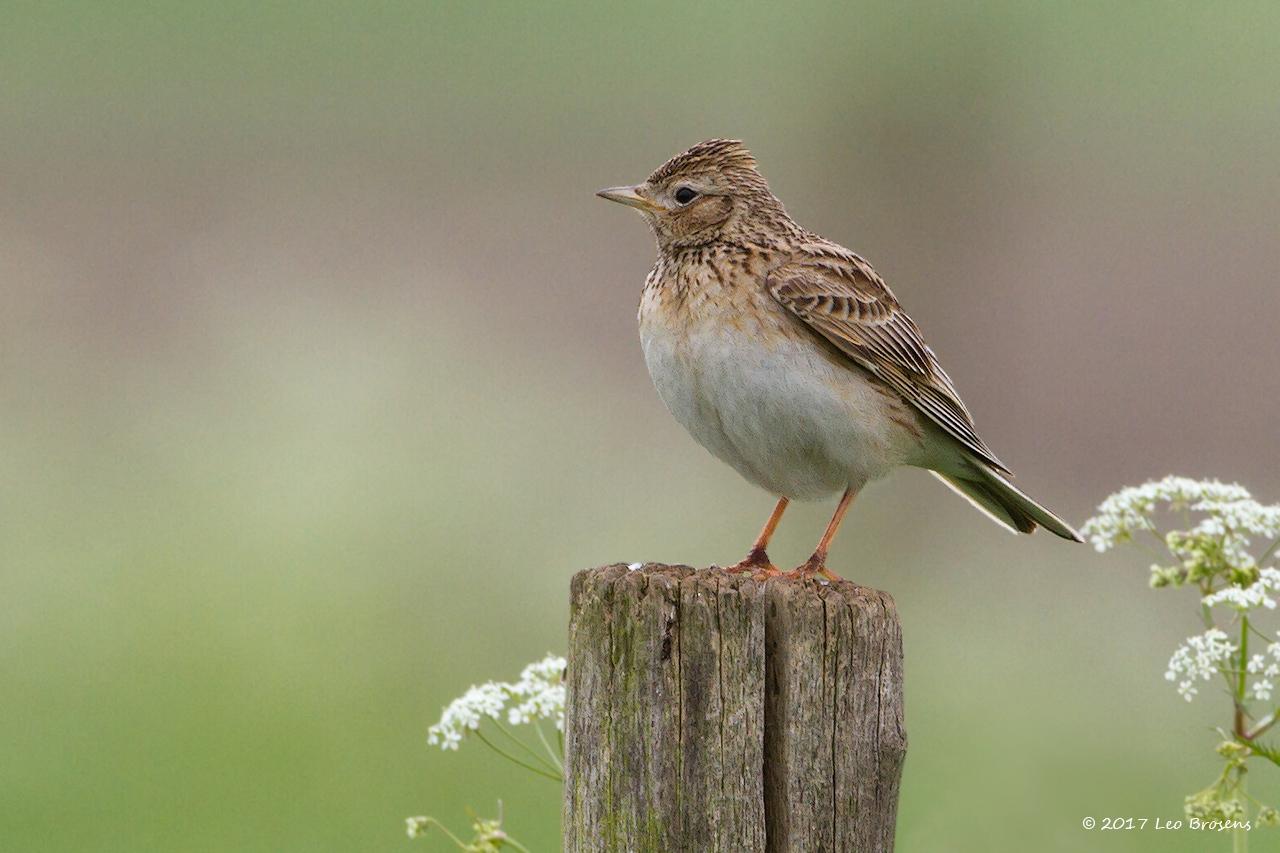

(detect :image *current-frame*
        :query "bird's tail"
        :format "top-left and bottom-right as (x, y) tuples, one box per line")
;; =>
(931, 465), (1082, 542)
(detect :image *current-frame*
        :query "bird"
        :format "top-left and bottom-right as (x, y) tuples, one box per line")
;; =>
(597, 139), (1081, 580)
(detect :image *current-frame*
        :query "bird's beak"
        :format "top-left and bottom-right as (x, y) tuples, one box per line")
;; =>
(596, 184), (662, 213)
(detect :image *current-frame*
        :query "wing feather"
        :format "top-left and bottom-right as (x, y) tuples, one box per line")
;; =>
(768, 245), (1009, 473)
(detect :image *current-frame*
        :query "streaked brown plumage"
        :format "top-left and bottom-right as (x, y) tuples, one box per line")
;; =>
(598, 139), (1080, 578)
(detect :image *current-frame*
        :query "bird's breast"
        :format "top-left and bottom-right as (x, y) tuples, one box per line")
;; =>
(637, 265), (922, 499)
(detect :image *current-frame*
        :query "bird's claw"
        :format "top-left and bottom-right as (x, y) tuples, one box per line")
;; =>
(724, 548), (783, 580)
(784, 554), (842, 581)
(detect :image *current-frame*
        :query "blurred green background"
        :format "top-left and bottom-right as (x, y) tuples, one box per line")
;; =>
(4, 2), (1280, 850)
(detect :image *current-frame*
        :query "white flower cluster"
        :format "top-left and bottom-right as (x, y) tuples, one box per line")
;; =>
(506, 655), (567, 730)
(1166, 629), (1238, 702)
(1081, 476), (1255, 553)
(1093, 477), (1280, 821)
(1203, 568), (1280, 612)
(405, 816), (433, 839)
(427, 682), (508, 750)
(1245, 640), (1280, 702)
(426, 654), (566, 751)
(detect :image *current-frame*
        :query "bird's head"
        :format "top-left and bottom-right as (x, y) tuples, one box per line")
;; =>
(596, 139), (787, 250)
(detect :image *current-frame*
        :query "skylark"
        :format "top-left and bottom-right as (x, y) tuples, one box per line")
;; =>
(598, 139), (1081, 579)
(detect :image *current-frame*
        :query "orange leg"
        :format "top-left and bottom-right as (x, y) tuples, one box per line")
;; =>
(725, 497), (789, 577)
(788, 488), (858, 580)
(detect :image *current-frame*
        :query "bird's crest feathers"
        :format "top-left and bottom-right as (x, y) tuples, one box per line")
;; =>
(647, 139), (759, 185)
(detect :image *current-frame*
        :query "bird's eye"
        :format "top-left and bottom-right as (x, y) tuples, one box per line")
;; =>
(674, 186), (699, 205)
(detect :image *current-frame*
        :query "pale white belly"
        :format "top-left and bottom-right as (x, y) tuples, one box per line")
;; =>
(640, 321), (919, 500)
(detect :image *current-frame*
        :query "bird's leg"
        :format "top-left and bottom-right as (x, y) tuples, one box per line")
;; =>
(788, 488), (857, 580)
(725, 497), (789, 578)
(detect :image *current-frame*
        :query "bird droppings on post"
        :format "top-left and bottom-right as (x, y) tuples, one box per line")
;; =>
(627, 562), (643, 571)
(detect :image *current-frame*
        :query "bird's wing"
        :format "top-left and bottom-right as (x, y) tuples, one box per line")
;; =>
(767, 242), (1009, 473)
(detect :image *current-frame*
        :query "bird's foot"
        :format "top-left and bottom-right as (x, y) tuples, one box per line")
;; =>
(784, 552), (842, 581)
(724, 547), (782, 580)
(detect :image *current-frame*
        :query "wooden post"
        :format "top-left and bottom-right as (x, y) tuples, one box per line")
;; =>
(563, 564), (907, 853)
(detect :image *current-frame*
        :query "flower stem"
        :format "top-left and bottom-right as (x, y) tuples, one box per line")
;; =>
(491, 720), (562, 775)
(1258, 536), (1280, 568)
(1200, 595), (1215, 630)
(474, 731), (563, 781)
(533, 721), (564, 772)
(409, 817), (469, 849)
(1245, 710), (1279, 740)
(1237, 616), (1250, 738)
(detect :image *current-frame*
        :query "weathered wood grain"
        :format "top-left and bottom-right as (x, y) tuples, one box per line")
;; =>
(763, 577), (907, 852)
(563, 564), (906, 852)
